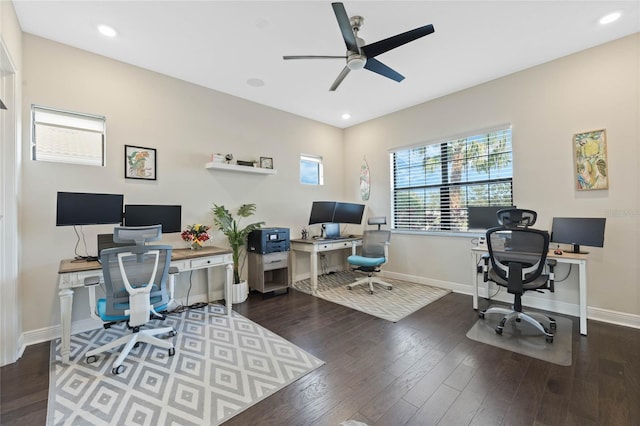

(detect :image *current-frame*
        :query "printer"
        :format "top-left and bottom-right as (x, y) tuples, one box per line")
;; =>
(248, 228), (290, 254)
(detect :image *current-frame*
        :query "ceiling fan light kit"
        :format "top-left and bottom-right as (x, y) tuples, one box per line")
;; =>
(283, 2), (435, 91)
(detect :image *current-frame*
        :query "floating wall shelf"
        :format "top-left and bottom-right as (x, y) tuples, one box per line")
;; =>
(205, 162), (277, 175)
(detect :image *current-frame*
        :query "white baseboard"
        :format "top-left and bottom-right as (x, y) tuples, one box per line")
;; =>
(22, 291), (218, 347)
(381, 271), (640, 330)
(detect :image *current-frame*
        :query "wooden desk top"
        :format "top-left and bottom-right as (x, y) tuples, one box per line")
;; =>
(58, 246), (232, 274)
(471, 246), (588, 261)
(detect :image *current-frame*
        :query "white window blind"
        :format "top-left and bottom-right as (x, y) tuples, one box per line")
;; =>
(300, 154), (324, 185)
(390, 126), (513, 232)
(31, 105), (105, 166)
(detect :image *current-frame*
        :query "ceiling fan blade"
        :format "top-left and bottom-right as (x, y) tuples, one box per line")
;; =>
(283, 55), (346, 60)
(364, 58), (405, 82)
(329, 65), (351, 91)
(362, 24), (434, 58)
(332, 2), (360, 53)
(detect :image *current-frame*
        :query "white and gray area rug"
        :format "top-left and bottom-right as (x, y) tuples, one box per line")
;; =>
(47, 304), (324, 425)
(293, 271), (451, 322)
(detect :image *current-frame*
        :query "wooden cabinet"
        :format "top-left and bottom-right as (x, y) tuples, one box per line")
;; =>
(248, 251), (291, 294)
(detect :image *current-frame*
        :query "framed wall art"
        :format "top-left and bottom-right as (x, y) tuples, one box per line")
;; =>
(260, 157), (273, 169)
(125, 145), (157, 180)
(574, 129), (608, 190)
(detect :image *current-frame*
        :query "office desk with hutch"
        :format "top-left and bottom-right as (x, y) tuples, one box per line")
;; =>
(58, 246), (233, 364)
(290, 236), (362, 292)
(471, 246), (589, 335)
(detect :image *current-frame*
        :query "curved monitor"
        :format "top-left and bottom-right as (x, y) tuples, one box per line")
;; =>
(308, 201), (336, 224)
(333, 202), (365, 224)
(551, 217), (606, 253)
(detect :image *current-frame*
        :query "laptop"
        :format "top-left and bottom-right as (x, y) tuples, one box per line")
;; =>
(97, 233), (130, 257)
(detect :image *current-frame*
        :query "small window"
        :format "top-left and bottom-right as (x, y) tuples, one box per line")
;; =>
(300, 154), (324, 185)
(31, 105), (106, 166)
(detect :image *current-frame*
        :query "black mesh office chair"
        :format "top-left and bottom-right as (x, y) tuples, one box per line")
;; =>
(479, 209), (556, 343)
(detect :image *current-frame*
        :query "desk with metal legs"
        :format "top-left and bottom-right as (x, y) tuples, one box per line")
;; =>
(57, 246), (233, 364)
(471, 247), (589, 335)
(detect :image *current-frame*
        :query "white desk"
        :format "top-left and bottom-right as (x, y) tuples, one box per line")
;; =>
(290, 236), (362, 292)
(471, 247), (589, 335)
(58, 246), (233, 364)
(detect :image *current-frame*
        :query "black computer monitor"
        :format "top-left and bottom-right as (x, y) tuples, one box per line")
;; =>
(56, 192), (124, 226)
(467, 206), (515, 230)
(551, 217), (606, 253)
(308, 201), (336, 225)
(124, 204), (182, 233)
(333, 202), (365, 224)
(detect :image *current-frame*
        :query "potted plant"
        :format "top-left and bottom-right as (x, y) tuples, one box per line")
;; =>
(211, 203), (264, 303)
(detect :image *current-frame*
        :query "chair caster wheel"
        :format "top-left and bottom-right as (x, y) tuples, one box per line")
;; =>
(134, 342), (140, 348)
(545, 336), (554, 343)
(168, 348), (176, 356)
(550, 322), (557, 330)
(478, 312), (485, 319)
(168, 330), (177, 337)
(347, 287), (353, 291)
(495, 326), (503, 335)
(369, 291), (374, 295)
(86, 355), (98, 364)
(112, 365), (124, 375)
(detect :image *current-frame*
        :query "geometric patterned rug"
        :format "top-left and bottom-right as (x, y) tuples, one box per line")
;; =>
(47, 304), (324, 425)
(292, 271), (451, 322)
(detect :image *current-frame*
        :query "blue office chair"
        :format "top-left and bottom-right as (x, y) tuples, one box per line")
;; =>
(479, 209), (556, 343)
(346, 217), (392, 294)
(84, 225), (177, 374)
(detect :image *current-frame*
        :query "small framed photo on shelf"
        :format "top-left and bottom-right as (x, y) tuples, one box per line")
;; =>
(260, 157), (273, 169)
(125, 145), (157, 180)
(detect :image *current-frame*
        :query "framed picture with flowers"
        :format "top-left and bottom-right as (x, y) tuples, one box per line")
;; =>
(125, 145), (157, 180)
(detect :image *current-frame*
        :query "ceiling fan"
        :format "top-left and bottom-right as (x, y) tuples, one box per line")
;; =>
(283, 2), (435, 91)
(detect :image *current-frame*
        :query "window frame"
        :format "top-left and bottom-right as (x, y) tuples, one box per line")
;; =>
(300, 153), (324, 185)
(31, 105), (106, 167)
(389, 125), (513, 234)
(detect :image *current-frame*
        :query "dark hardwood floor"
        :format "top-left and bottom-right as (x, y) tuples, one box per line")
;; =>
(2, 290), (639, 425)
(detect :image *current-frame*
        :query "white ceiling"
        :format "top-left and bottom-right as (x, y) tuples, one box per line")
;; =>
(12, 1), (640, 128)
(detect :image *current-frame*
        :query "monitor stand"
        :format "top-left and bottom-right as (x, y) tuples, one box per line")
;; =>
(571, 244), (589, 254)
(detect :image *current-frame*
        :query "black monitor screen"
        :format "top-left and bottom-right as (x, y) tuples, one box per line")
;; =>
(551, 217), (606, 253)
(333, 202), (365, 224)
(124, 204), (182, 233)
(56, 192), (124, 226)
(309, 201), (336, 224)
(468, 206), (515, 230)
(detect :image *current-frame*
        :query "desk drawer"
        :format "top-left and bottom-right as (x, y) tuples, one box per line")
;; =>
(317, 240), (354, 252)
(190, 254), (231, 269)
(262, 252), (289, 271)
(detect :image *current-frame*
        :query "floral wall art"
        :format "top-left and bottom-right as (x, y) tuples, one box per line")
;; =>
(125, 145), (157, 180)
(574, 129), (608, 190)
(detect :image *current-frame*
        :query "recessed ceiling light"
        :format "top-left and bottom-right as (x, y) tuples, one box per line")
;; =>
(599, 11), (622, 25)
(98, 24), (117, 38)
(246, 78), (265, 87)
(341, 113), (351, 120)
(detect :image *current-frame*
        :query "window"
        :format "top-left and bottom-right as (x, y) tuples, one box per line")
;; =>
(31, 105), (106, 166)
(391, 126), (513, 232)
(300, 154), (324, 185)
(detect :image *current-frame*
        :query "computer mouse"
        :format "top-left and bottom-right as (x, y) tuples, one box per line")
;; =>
(553, 249), (563, 255)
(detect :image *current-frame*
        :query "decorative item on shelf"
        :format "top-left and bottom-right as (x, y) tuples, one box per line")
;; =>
(211, 153), (225, 163)
(180, 224), (211, 250)
(236, 160), (255, 167)
(260, 156), (273, 169)
(225, 153), (233, 164)
(301, 227), (308, 239)
(212, 203), (265, 303)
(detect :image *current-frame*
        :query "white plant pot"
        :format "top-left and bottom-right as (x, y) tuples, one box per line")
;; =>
(232, 280), (248, 303)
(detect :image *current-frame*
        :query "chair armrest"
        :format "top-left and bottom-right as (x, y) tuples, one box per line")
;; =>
(351, 240), (358, 255)
(384, 241), (390, 262)
(84, 276), (101, 287)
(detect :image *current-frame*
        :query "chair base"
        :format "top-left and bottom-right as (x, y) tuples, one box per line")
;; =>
(480, 306), (556, 343)
(86, 326), (176, 374)
(346, 276), (393, 295)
